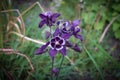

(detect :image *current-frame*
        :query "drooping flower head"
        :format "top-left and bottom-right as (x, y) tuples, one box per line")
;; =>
(39, 11), (60, 28)
(54, 20), (83, 41)
(52, 68), (59, 76)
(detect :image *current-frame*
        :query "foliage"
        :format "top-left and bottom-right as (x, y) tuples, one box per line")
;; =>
(55, 0), (120, 39)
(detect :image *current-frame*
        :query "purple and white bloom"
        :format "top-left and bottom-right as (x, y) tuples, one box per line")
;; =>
(72, 20), (83, 41)
(54, 20), (83, 41)
(35, 36), (66, 59)
(35, 36), (81, 60)
(39, 11), (60, 28)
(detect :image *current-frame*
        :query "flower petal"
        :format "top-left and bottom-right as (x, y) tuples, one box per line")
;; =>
(61, 33), (72, 39)
(49, 48), (57, 59)
(53, 27), (60, 37)
(65, 41), (72, 47)
(59, 47), (66, 56)
(39, 13), (47, 19)
(72, 44), (81, 52)
(72, 20), (80, 27)
(45, 31), (51, 39)
(35, 42), (50, 55)
(39, 19), (46, 28)
(52, 13), (60, 22)
(74, 34), (83, 41)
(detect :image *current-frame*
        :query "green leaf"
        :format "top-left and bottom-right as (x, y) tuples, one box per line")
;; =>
(115, 30), (120, 39)
(112, 4), (120, 12)
(94, 19), (105, 30)
(112, 22), (120, 31)
(82, 12), (96, 25)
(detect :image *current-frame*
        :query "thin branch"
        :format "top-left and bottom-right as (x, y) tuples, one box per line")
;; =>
(21, 2), (44, 16)
(0, 48), (34, 73)
(1, 9), (25, 35)
(8, 31), (45, 45)
(99, 14), (120, 43)
(7, 21), (21, 34)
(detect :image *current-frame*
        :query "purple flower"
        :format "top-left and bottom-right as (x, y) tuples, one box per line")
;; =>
(54, 20), (83, 41)
(35, 36), (66, 59)
(54, 20), (72, 39)
(39, 11), (60, 28)
(72, 20), (83, 41)
(52, 68), (59, 76)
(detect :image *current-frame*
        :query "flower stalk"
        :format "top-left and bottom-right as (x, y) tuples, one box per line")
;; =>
(56, 56), (64, 80)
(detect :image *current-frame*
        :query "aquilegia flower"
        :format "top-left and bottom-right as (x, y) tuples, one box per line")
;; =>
(35, 36), (66, 59)
(54, 20), (83, 41)
(36, 11), (83, 79)
(39, 11), (60, 28)
(35, 36), (81, 59)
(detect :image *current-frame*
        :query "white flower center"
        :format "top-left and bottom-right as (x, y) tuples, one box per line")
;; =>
(55, 41), (59, 45)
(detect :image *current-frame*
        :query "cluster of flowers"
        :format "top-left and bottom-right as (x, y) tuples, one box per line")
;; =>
(35, 11), (82, 75)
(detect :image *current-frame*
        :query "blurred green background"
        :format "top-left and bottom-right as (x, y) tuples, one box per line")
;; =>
(0, 0), (120, 80)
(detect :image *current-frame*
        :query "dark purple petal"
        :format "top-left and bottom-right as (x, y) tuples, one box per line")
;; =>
(52, 68), (59, 76)
(55, 36), (60, 41)
(51, 13), (60, 22)
(45, 31), (51, 39)
(53, 27), (60, 37)
(39, 19), (46, 28)
(39, 13), (47, 19)
(35, 42), (50, 55)
(46, 19), (52, 27)
(51, 38), (56, 42)
(65, 41), (72, 47)
(61, 33), (72, 39)
(49, 48), (57, 59)
(74, 34), (83, 41)
(57, 20), (61, 25)
(63, 23), (66, 26)
(63, 21), (69, 27)
(59, 47), (66, 56)
(72, 20), (80, 27)
(72, 44), (81, 52)
(59, 39), (63, 44)
(51, 42), (56, 48)
(56, 44), (62, 49)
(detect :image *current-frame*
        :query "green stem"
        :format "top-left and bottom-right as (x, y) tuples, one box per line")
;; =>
(56, 56), (64, 80)
(51, 58), (54, 80)
(0, 14), (3, 48)
(50, 27), (52, 38)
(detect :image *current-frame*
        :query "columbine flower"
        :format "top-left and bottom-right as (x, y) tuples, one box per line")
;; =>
(39, 11), (60, 28)
(53, 20), (83, 41)
(72, 20), (83, 41)
(35, 36), (81, 59)
(35, 36), (66, 59)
